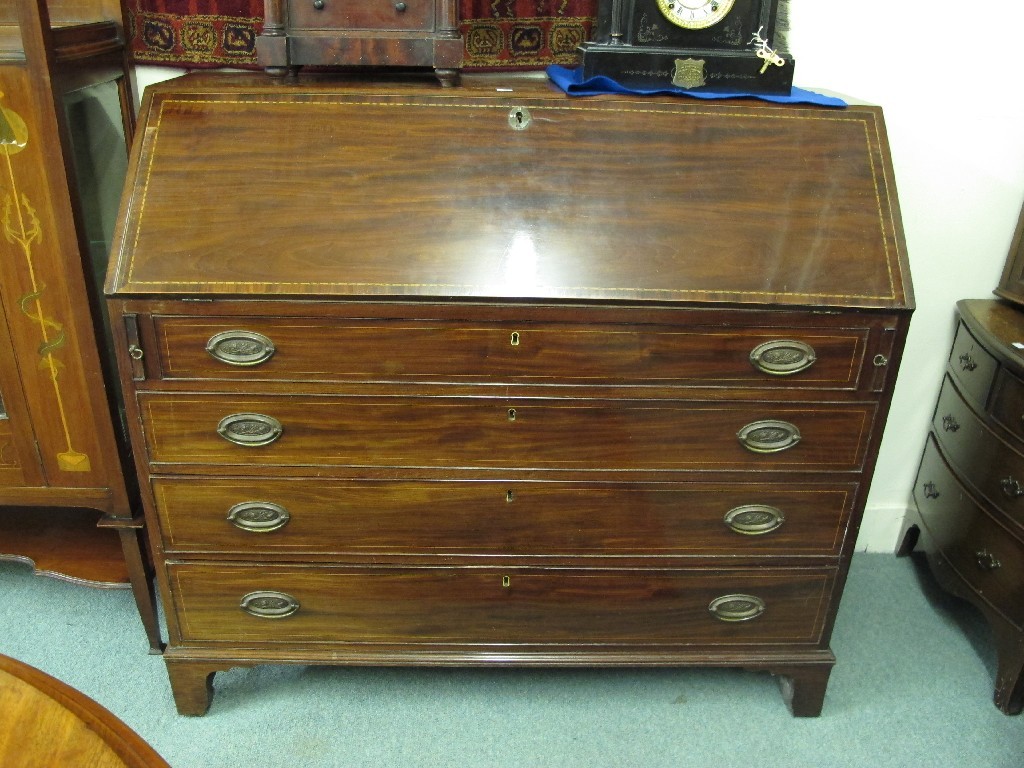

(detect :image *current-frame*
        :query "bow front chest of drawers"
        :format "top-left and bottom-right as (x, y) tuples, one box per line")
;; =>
(905, 299), (1024, 714)
(105, 73), (913, 716)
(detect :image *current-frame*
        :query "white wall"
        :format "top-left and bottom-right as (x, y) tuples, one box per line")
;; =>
(788, 4), (1024, 550)
(133, 3), (1024, 551)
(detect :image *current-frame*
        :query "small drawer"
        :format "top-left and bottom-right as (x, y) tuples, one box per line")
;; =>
(152, 476), (857, 557)
(138, 393), (874, 473)
(931, 375), (1024, 529)
(913, 436), (1024, 629)
(948, 321), (998, 408)
(287, 0), (434, 32)
(168, 563), (835, 645)
(990, 367), (1024, 447)
(151, 315), (869, 390)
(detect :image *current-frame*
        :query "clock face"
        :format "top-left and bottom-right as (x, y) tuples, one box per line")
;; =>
(654, 0), (738, 30)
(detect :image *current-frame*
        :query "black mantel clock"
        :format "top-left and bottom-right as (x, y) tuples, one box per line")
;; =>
(579, 0), (794, 94)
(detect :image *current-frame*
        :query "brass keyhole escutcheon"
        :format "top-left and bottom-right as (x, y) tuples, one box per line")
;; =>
(508, 106), (532, 131)
(508, 408), (517, 422)
(506, 489), (515, 502)
(502, 576), (511, 588)
(510, 331), (520, 346)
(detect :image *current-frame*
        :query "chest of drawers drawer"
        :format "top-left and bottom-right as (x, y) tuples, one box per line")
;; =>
(138, 393), (875, 473)
(151, 315), (871, 389)
(168, 563), (835, 646)
(931, 375), (1024, 530)
(286, 0), (434, 31)
(948, 320), (999, 406)
(914, 436), (1024, 630)
(152, 476), (857, 557)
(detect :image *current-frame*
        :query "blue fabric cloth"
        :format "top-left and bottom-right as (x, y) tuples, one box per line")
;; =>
(546, 65), (848, 108)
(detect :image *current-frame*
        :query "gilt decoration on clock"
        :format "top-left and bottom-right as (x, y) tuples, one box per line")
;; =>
(579, 0), (793, 94)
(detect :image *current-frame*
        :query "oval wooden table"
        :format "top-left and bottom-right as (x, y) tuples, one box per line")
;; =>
(0, 654), (169, 767)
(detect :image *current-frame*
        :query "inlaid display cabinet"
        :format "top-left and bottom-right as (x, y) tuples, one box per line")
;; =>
(0, 0), (160, 650)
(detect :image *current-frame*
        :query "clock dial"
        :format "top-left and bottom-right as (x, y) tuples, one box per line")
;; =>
(654, 0), (738, 30)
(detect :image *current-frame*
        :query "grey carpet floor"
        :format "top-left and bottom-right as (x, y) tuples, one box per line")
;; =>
(0, 553), (1020, 767)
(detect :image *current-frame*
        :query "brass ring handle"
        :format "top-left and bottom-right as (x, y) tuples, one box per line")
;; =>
(736, 420), (801, 454)
(724, 504), (785, 535)
(708, 594), (766, 622)
(749, 340), (817, 376)
(227, 501), (290, 533)
(1000, 477), (1024, 499)
(975, 549), (1001, 572)
(128, 344), (144, 361)
(240, 591), (300, 618)
(206, 330), (276, 367)
(217, 413), (283, 447)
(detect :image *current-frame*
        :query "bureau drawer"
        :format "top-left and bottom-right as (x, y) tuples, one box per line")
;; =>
(990, 367), (1024, 447)
(913, 436), (1024, 629)
(152, 316), (867, 389)
(139, 394), (874, 473)
(152, 477), (857, 557)
(931, 375), (1024, 528)
(287, 0), (434, 32)
(168, 564), (835, 645)
(948, 320), (998, 407)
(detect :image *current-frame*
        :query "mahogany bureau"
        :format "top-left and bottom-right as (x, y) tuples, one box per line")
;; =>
(105, 72), (914, 716)
(903, 299), (1024, 714)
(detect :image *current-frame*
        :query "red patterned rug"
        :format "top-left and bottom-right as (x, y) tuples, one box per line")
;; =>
(126, 0), (596, 70)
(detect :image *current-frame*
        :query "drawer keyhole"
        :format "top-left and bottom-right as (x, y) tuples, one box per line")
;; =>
(510, 331), (520, 346)
(502, 576), (511, 588)
(507, 408), (516, 422)
(506, 489), (515, 502)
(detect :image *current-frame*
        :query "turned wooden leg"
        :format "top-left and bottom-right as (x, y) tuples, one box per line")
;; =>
(773, 664), (833, 717)
(435, 69), (460, 87)
(165, 660), (219, 716)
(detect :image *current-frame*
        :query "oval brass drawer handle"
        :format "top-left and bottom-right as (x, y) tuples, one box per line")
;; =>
(724, 504), (786, 535)
(206, 330), (276, 367)
(227, 501), (290, 533)
(240, 591), (300, 618)
(217, 413), (283, 447)
(749, 340), (817, 376)
(708, 594), (766, 622)
(737, 420), (801, 453)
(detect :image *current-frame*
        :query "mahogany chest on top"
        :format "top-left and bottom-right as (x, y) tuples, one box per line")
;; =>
(105, 72), (913, 716)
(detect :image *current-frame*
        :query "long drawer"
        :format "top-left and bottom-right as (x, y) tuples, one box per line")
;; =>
(931, 375), (1024, 528)
(286, 0), (434, 32)
(153, 315), (868, 389)
(913, 435), (1024, 629)
(168, 563), (835, 645)
(138, 393), (874, 472)
(152, 476), (857, 556)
